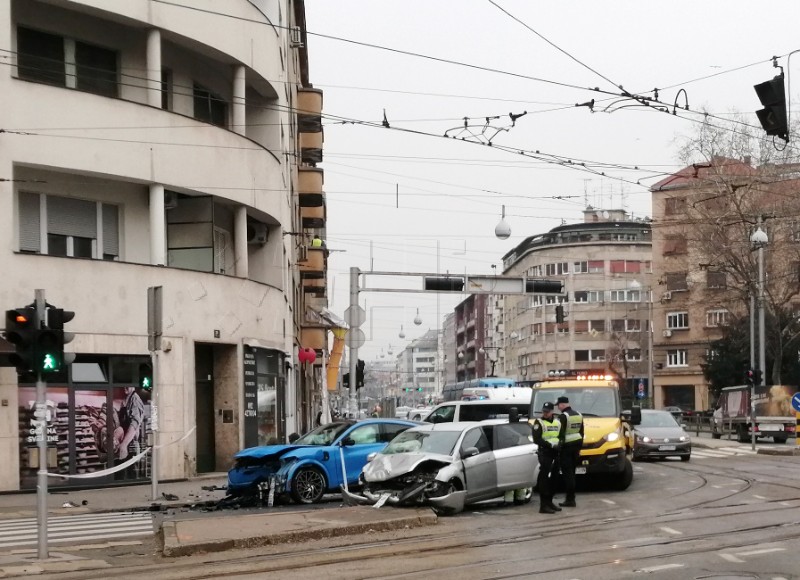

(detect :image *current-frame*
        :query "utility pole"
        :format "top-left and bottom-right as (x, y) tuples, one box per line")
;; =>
(147, 286), (163, 501)
(34, 289), (48, 560)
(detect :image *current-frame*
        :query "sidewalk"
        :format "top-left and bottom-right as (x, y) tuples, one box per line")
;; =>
(0, 474), (229, 519)
(690, 432), (799, 455)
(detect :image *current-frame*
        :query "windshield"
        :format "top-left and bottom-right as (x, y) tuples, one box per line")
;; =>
(532, 387), (619, 417)
(294, 422), (352, 446)
(640, 412), (680, 428)
(382, 430), (461, 456)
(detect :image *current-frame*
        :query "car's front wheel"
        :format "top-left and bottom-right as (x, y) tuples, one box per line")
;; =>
(290, 467), (327, 504)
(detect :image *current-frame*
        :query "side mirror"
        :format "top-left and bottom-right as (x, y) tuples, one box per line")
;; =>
(462, 446), (480, 458)
(366, 452), (377, 462)
(629, 406), (642, 426)
(341, 437), (355, 447)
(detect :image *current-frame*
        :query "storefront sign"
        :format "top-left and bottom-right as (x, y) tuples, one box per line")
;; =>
(243, 347), (259, 448)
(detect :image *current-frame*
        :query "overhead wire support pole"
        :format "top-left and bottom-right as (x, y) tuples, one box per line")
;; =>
(348, 267), (360, 419)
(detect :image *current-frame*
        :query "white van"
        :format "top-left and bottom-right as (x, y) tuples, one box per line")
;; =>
(424, 399), (530, 423)
(461, 386), (532, 403)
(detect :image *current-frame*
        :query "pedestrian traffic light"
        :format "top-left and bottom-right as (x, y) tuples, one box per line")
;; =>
(343, 372), (350, 388)
(555, 305), (565, 323)
(5, 308), (38, 372)
(417, 387), (422, 392)
(356, 359), (365, 390)
(139, 362), (153, 390)
(754, 73), (788, 142)
(744, 369), (754, 386)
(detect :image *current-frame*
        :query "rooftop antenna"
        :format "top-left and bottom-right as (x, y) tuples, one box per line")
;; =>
(583, 179), (590, 208)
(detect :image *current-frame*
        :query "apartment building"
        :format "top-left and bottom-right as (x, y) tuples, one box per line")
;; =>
(501, 209), (653, 401)
(397, 329), (439, 404)
(0, 0), (326, 491)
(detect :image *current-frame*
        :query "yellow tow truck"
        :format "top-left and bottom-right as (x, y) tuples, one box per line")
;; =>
(528, 370), (640, 490)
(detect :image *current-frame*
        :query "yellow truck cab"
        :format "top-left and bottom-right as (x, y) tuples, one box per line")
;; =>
(528, 370), (640, 490)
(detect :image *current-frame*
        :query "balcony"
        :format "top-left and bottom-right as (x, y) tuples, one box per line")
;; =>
(299, 167), (324, 209)
(299, 247), (325, 277)
(301, 327), (325, 351)
(301, 203), (326, 229)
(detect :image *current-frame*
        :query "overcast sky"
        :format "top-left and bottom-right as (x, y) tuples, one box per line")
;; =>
(304, 0), (800, 361)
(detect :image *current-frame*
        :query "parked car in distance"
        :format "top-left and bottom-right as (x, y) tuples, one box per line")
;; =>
(662, 406), (684, 422)
(395, 406), (412, 419)
(343, 420), (537, 515)
(407, 407), (433, 422)
(227, 419), (418, 504)
(633, 410), (691, 462)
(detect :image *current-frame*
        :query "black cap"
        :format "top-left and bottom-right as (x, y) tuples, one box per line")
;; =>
(542, 402), (555, 412)
(556, 396), (569, 404)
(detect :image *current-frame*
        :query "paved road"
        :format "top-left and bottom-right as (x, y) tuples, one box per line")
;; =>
(0, 512), (153, 549)
(35, 449), (800, 580)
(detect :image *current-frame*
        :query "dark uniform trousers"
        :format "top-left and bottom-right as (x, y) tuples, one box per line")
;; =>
(558, 443), (581, 501)
(537, 450), (559, 502)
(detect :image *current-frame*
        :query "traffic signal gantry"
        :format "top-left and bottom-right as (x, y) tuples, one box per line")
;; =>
(5, 303), (75, 375)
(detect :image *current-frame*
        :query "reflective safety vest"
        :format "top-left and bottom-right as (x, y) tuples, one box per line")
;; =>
(563, 410), (583, 444)
(537, 417), (560, 445)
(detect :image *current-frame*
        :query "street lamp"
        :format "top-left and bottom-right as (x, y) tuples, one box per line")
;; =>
(478, 346), (503, 377)
(495, 205), (511, 240)
(750, 221), (768, 451)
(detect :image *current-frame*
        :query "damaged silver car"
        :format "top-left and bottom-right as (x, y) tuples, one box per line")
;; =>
(343, 421), (537, 515)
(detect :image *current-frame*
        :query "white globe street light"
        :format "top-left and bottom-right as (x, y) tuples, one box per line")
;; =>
(413, 308), (422, 326)
(495, 204), (511, 240)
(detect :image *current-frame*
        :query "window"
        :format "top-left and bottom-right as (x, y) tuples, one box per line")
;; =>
(161, 69), (173, 110)
(706, 309), (729, 327)
(790, 221), (800, 242)
(574, 320), (588, 333)
(545, 294), (567, 304)
(707, 271), (726, 289)
(588, 260), (604, 273)
(587, 290), (603, 303)
(664, 197), (687, 215)
(625, 349), (642, 362)
(381, 423), (411, 443)
(610, 260), (642, 274)
(663, 235), (688, 256)
(347, 424), (379, 445)
(667, 312), (689, 329)
(493, 423), (533, 449)
(612, 319), (641, 332)
(574, 349), (605, 362)
(574, 291), (588, 303)
(589, 320), (605, 332)
(610, 290), (640, 303)
(460, 427), (490, 455)
(573, 261), (588, 274)
(545, 262), (568, 276)
(193, 83), (228, 127)
(665, 273), (688, 291)
(16, 27), (118, 97)
(18, 192), (119, 260)
(667, 350), (688, 367)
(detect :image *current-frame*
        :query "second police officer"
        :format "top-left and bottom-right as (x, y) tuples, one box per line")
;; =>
(556, 395), (584, 508)
(531, 401), (562, 514)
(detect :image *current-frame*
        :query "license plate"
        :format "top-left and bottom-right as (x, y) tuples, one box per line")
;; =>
(575, 467), (587, 475)
(658, 445), (676, 451)
(759, 425), (782, 431)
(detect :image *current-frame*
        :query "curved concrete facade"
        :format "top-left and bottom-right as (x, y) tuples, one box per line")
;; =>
(0, 0), (325, 491)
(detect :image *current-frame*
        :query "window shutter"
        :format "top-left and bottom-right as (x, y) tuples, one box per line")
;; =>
(18, 192), (41, 252)
(47, 196), (97, 237)
(102, 204), (119, 256)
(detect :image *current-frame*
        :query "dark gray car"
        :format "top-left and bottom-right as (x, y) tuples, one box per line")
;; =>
(633, 410), (691, 461)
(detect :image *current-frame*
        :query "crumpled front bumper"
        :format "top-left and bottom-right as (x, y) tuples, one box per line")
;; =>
(342, 483), (466, 514)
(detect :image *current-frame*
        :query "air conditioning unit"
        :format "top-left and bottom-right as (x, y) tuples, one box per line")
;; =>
(663, 329), (673, 338)
(290, 26), (303, 48)
(164, 191), (178, 210)
(247, 223), (268, 245)
(661, 291), (672, 301)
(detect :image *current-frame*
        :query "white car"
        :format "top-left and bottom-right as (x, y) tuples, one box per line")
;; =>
(343, 420), (537, 515)
(394, 406), (411, 419)
(407, 407), (432, 421)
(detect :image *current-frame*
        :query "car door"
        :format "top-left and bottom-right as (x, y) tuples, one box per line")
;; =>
(492, 423), (536, 491)
(459, 426), (496, 501)
(338, 423), (384, 485)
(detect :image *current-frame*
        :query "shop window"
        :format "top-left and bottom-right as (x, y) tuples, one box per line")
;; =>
(71, 361), (108, 382)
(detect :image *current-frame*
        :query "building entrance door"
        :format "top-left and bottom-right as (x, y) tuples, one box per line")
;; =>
(195, 344), (216, 473)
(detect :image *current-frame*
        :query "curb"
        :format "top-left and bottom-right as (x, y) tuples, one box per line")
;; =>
(160, 511), (438, 558)
(757, 447), (800, 456)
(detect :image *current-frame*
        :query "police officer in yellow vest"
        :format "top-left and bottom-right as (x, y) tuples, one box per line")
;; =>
(531, 402), (562, 514)
(556, 395), (584, 507)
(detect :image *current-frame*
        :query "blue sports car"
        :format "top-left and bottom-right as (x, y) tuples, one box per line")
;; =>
(228, 419), (418, 504)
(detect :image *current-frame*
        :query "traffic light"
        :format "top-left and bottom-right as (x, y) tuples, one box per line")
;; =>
(754, 369), (763, 386)
(754, 73), (788, 142)
(423, 276), (465, 292)
(343, 373), (350, 388)
(745, 369), (755, 386)
(356, 359), (365, 390)
(417, 387), (422, 392)
(555, 304), (565, 323)
(5, 308), (38, 372)
(525, 279), (563, 294)
(139, 362), (153, 390)
(37, 307), (76, 374)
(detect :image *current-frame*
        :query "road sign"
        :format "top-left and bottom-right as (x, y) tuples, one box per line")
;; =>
(792, 392), (800, 413)
(636, 390), (645, 399)
(346, 327), (366, 349)
(638, 381), (645, 393)
(344, 305), (366, 328)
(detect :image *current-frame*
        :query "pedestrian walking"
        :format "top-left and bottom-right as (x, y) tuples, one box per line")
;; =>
(556, 395), (584, 507)
(531, 402), (562, 514)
